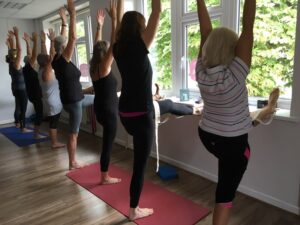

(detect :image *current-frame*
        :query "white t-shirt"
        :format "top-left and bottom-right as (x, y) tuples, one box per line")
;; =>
(196, 57), (253, 137)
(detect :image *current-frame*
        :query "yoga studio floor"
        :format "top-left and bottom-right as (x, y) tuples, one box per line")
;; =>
(0, 123), (299, 225)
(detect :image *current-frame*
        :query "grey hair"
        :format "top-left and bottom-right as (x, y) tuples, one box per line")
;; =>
(54, 35), (67, 54)
(202, 27), (238, 69)
(37, 54), (49, 67)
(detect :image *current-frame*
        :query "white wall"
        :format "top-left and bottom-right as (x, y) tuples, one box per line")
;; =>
(88, 0), (300, 215)
(0, 18), (39, 124)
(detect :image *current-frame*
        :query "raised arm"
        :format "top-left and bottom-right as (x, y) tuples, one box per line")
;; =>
(47, 28), (56, 59)
(29, 32), (38, 67)
(62, 0), (76, 62)
(116, 0), (124, 33)
(12, 27), (22, 69)
(142, 0), (161, 49)
(235, 0), (256, 67)
(59, 7), (68, 37)
(197, 0), (213, 58)
(23, 32), (32, 57)
(7, 32), (15, 49)
(40, 31), (47, 55)
(97, 0), (117, 78)
(94, 9), (105, 44)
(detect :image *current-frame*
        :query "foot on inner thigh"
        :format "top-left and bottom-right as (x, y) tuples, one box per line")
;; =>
(129, 207), (154, 221)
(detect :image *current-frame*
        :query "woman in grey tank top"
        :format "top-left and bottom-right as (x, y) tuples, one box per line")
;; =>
(36, 29), (65, 149)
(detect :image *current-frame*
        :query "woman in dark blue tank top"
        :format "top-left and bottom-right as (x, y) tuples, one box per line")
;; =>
(89, 3), (120, 185)
(113, 0), (161, 220)
(6, 27), (30, 133)
(22, 32), (45, 139)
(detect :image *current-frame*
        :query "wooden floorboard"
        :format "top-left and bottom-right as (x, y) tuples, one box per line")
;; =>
(0, 123), (299, 225)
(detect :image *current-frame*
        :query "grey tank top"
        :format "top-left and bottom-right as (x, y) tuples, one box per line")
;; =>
(38, 68), (62, 116)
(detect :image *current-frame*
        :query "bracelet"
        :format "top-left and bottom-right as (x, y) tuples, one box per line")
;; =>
(97, 24), (102, 30)
(62, 24), (67, 27)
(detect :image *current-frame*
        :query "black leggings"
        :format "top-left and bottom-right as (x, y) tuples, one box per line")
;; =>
(31, 99), (43, 126)
(198, 127), (250, 204)
(95, 110), (117, 172)
(157, 99), (193, 116)
(13, 90), (28, 129)
(120, 111), (155, 208)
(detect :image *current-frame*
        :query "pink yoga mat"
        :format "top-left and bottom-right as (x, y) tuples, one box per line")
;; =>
(67, 163), (210, 225)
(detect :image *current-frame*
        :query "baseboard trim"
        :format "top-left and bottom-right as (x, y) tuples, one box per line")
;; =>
(0, 119), (14, 125)
(150, 152), (300, 215)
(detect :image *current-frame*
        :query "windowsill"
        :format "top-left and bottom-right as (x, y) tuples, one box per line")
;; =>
(165, 96), (300, 123)
(248, 106), (300, 123)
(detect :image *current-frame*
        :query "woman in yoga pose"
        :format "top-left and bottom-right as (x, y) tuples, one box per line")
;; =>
(37, 28), (65, 149)
(22, 32), (45, 139)
(6, 27), (30, 133)
(52, 1), (94, 169)
(113, 0), (161, 220)
(195, 0), (277, 224)
(89, 0), (123, 184)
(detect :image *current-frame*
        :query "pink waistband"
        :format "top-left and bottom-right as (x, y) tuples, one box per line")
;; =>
(218, 202), (233, 208)
(119, 111), (147, 117)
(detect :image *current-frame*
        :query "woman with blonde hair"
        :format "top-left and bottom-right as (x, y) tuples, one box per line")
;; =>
(196, 0), (259, 225)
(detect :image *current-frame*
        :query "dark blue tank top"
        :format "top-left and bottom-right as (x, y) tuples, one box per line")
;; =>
(9, 64), (26, 91)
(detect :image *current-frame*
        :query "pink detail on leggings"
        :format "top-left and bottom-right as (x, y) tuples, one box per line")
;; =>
(119, 112), (147, 117)
(219, 202), (233, 208)
(244, 147), (250, 160)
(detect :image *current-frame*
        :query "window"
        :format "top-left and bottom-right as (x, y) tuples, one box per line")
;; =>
(240, 0), (297, 100)
(142, 0), (299, 111)
(143, 0), (172, 90)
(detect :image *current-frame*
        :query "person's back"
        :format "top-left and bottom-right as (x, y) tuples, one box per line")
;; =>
(196, 57), (252, 137)
(52, 54), (83, 105)
(38, 68), (62, 116)
(23, 63), (42, 102)
(114, 37), (153, 113)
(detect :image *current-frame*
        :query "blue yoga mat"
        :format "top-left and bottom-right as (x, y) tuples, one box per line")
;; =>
(0, 126), (49, 147)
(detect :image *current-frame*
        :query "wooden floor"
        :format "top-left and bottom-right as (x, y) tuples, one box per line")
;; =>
(0, 123), (299, 225)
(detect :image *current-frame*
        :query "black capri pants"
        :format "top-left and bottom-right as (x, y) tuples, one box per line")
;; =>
(120, 111), (155, 208)
(198, 127), (250, 205)
(48, 113), (61, 129)
(31, 98), (43, 126)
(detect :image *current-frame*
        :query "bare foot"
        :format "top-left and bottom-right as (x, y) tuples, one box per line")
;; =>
(193, 106), (203, 116)
(129, 207), (154, 221)
(69, 162), (84, 170)
(51, 142), (66, 149)
(15, 123), (20, 128)
(34, 134), (47, 139)
(101, 175), (121, 185)
(268, 87), (280, 110)
(21, 128), (33, 133)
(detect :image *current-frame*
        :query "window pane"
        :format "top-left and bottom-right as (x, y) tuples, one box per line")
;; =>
(241, 0), (297, 99)
(76, 20), (85, 39)
(185, 0), (221, 13)
(77, 43), (89, 82)
(144, 0), (172, 90)
(186, 19), (220, 90)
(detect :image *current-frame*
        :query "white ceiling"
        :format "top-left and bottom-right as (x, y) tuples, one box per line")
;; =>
(0, 0), (70, 19)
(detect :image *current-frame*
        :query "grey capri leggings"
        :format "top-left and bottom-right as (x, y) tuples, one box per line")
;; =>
(63, 94), (94, 133)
